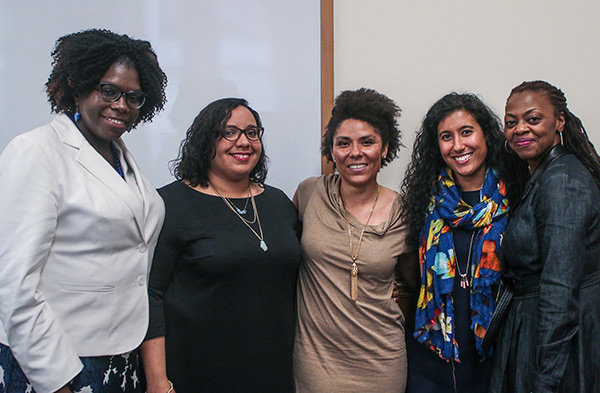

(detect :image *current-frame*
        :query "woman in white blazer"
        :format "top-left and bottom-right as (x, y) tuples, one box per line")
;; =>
(0, 29), (167, 393)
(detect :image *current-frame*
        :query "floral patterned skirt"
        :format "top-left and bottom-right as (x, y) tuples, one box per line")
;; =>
(0, 343), (142, 393)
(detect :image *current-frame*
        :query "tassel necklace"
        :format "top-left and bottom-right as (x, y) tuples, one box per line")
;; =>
(209, 182), (268, 252)
(455, 232), (475, 289)
(340, 184), (380, 301)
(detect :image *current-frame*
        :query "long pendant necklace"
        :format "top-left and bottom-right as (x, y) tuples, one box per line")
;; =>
(456, 231), (476, 289)
(340, 184), (380, 301)
(209, 182), (268, 251)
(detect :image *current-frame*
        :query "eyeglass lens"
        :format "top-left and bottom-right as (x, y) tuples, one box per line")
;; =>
(98, 83), (146, 109)
(222, 126), (263, 141)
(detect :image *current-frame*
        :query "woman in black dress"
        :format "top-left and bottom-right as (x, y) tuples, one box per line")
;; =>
(140, 98), (302, 393)
(489, 81), (600, 393)
(401, 93), (526, 393)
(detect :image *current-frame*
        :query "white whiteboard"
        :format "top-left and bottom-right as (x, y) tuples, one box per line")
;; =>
(0, 0), (322, 197)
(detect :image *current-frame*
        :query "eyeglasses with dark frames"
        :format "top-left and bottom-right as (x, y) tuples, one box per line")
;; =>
(97, 83), (147, 109)
(222, 125), (264, 141)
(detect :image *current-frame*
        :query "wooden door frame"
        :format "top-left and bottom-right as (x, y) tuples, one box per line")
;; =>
(321, 0), (335, 174)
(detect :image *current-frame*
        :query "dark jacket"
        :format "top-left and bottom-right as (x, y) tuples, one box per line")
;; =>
(489, 145), (600, 393)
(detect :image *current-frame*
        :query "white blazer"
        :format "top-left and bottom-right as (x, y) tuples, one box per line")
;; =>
(0, 114), (165, 393)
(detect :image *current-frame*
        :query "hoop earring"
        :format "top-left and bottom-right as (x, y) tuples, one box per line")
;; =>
(559, 131), (564, 146)
(504, 140), (515, 154)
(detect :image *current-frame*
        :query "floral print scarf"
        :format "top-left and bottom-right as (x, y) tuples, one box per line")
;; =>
(414, 167), (508, 360)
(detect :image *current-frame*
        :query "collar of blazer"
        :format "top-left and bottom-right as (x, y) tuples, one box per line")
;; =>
(51, 113), (148, 238)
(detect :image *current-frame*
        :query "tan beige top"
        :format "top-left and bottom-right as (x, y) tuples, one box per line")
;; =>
(293, 174), (411, 393)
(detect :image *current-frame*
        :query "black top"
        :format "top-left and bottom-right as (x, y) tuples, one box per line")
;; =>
(452, 190), (481, 359)
(406, 190), (493, 393)
(146, 181), (302, 393)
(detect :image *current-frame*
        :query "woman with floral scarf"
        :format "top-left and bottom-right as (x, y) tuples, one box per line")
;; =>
(400, 93), (527, 393)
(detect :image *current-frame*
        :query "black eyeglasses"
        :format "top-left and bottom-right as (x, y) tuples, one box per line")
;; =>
(97, 83), (147, 109)
(222, 125), (264, 141)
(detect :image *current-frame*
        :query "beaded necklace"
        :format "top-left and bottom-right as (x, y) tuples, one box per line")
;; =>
(110, 142), (125, 179)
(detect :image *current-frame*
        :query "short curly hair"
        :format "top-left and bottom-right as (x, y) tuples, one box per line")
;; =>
(45, 29), (167, 128)
(171, 98), (268, 187)
(401, 93), (528, 247)
(322, 88), (402, 167)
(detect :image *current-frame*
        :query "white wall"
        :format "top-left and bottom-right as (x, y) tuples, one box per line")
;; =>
(0, 0), (321, 196)
(335, 0), (600, 191)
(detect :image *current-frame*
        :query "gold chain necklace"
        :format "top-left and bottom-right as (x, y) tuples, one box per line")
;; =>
(209, 182), (267, 251)
(210, 184), (252, 218)
(340, 184), (380, 301)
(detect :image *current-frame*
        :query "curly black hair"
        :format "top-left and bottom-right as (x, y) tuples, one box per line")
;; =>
(45, 29), (167, 128)
(171, 98), (268, 187)
(322, 88), (402, 167)
(401, 93), (528, 248)
(508, 80), (600, 189)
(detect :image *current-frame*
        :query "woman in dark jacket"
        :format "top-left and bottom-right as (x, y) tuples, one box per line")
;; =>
(489, 80), (600, 393)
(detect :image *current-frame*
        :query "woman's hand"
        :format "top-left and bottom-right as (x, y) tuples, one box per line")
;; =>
(146, 378), (174, 393)
(392, 281), (400, 303)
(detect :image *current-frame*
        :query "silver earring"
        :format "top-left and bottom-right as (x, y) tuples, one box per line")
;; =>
(504, 140), (514, 154)
(559, 131), (564, 146)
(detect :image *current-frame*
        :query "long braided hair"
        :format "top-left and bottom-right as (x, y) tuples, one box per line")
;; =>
(508, 81), (600, 189)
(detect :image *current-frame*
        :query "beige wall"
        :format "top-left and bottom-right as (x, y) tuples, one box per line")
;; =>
(334, 0), (600, 190)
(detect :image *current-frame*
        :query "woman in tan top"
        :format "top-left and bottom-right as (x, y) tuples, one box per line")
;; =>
(293, 88), (416, 393)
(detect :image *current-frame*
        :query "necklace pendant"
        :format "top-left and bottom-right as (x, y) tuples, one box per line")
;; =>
(350, 262), (358, 301)
(460, 276), (469, 289)
(260, 240), (268, 252)
(236, 208), (247, 215)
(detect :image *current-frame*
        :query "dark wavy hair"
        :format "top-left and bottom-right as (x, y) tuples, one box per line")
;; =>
(322, 88), (402, 167)
(508, 80), (600, 189)
(401, 93), (528, 247)
(45, 29), (167, 128)
(171, 98), (267, 187)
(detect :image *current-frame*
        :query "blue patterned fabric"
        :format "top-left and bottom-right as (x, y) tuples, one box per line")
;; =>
(0, 343), (142, 393)
(414, 168), (508, 361)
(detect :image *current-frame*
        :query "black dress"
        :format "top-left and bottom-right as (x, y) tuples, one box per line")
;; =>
(145, 181), (302, 393)
(406, 190), (494, 393)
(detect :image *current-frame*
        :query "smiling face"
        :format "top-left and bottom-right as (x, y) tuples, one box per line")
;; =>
(74, 62), (141, 152)
(504, 91), (565, 172)
(332, 118), (388, 188)
(209, 105), (262, 184)
(437, 110), (488, 191)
